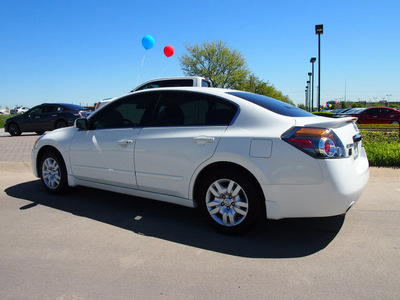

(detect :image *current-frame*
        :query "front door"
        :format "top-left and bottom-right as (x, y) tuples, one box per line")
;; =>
(69, 92), (158, 188)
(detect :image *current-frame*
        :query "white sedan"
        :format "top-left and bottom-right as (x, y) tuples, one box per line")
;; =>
(32, 87), (369, 234)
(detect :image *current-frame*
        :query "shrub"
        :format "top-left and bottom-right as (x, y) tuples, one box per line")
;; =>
(361, 130), (400, 167)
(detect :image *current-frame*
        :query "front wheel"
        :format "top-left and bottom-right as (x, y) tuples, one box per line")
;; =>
(8, 122), (21, 136)
(197, 169), (262, 234)
(39, 151), (68, 193)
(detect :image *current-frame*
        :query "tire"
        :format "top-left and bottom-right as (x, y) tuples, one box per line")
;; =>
(8, 122), (22, 136)
(55, 120), (68, 129)
(39, 150), (68, 194)
(35, 131), (45, 135)
(197, 168), (262, 234)
(391, 121), (399, 125)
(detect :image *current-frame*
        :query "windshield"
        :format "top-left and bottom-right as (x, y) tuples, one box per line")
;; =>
(227, 91), (314, 117)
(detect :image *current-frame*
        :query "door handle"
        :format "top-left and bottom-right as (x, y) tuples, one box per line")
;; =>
(117, 139), (133, 146)
(193, 136), (215, 144)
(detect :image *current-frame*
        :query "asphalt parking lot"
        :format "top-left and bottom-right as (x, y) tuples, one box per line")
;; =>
(0, 128), (399, 299)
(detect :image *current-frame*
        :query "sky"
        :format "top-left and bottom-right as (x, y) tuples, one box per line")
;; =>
(1, 0), (399, 109)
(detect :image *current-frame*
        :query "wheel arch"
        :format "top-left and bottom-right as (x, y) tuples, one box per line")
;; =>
(192, 161), (267, 218)
(35, 145), (64, 175)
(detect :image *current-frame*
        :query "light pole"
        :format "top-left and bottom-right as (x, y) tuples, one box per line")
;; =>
(305, 88), (308, 110)
(315, 24), (323, 111)
(310, 57), (316, 112)
(308, 73), (312, 111)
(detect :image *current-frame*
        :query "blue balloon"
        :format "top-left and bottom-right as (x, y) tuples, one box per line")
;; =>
(142, 35), (155, 50)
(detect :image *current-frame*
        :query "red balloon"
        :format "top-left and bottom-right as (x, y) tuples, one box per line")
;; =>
(164, 45), (174, 57)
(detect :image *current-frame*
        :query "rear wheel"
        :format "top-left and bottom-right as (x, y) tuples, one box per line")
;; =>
(39, 150), (68, 193)
(8, 122), (21, 136)
(197, 169), (262, 234)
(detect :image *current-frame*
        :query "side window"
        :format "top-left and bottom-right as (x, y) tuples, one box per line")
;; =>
(153, 92), (237, 127)
(42, 105), (58, 113)
(202, 80), (211, 87)
(380, 109), (390, 114)
(206, 99), (238, 125)
(29, 106), (44, 115)
(366, 108), (379, 115)
(90, 93), (158, 129)
(135, 79), (194, 91)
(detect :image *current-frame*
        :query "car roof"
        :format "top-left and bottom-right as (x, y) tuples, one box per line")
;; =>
(38, 103), (87, 109)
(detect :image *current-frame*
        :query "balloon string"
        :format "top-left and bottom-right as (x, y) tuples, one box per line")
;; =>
(136, 54), (146, 86)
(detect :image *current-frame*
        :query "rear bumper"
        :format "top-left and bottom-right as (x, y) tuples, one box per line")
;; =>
(263, 147), (369, 220)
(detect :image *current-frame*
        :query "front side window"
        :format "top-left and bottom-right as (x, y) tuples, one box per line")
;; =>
(153, 91), (237, 126)
(28, 106), (44, 115)
(89, 92), (159, 129)
(365, 108), (380, 115)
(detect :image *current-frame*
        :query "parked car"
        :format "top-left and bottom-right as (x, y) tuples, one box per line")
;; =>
(5, 103), (91, 136)
(94, 76), (213, 110)
(10, 106), (30, 114)
(32, 87), (369, 234)
(344, 107), (400, 124)
(333, 108), (352, 117)
(336, 108), (366, 118)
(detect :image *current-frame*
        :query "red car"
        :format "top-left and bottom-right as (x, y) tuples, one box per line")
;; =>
(347, 107), (400, 124)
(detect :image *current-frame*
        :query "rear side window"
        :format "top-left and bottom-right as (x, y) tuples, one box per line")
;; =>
(135, 79), (194, 91)
(202, 80), (212, 87)
(153, 91), (237, 126)
(228, 91), (313, 117)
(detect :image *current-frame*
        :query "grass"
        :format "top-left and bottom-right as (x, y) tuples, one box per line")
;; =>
(0, 114), (11, 128)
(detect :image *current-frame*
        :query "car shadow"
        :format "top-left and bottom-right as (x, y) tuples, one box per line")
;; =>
(5, 180), (345, 259)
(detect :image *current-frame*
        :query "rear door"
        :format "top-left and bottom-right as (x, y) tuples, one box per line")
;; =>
(135, 91), (237, 198)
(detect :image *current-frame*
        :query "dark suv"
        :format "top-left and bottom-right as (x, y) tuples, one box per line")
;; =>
(5, 103), (91, 136)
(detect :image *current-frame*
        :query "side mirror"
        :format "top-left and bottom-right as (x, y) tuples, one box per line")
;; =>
(75, 118), (88, 130)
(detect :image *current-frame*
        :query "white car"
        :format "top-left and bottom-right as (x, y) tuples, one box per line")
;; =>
(94, 76), (212, 110)
(10, 106), (29, 114)
(32, 87), (369, 234)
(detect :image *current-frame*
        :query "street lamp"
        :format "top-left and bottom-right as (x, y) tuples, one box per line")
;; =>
(310, 57), (316, 111)
(315, 24), (323, 111)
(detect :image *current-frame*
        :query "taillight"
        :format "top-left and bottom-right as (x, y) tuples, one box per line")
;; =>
(282, 127), (346, 158)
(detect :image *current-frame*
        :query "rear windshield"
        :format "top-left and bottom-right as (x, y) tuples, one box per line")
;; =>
(227, 91), (314, 117)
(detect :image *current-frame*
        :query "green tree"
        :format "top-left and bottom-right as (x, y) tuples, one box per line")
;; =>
(352, 102), (365, 108)
(179, 40), (250, 88)
(238, 74), (295, 105)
